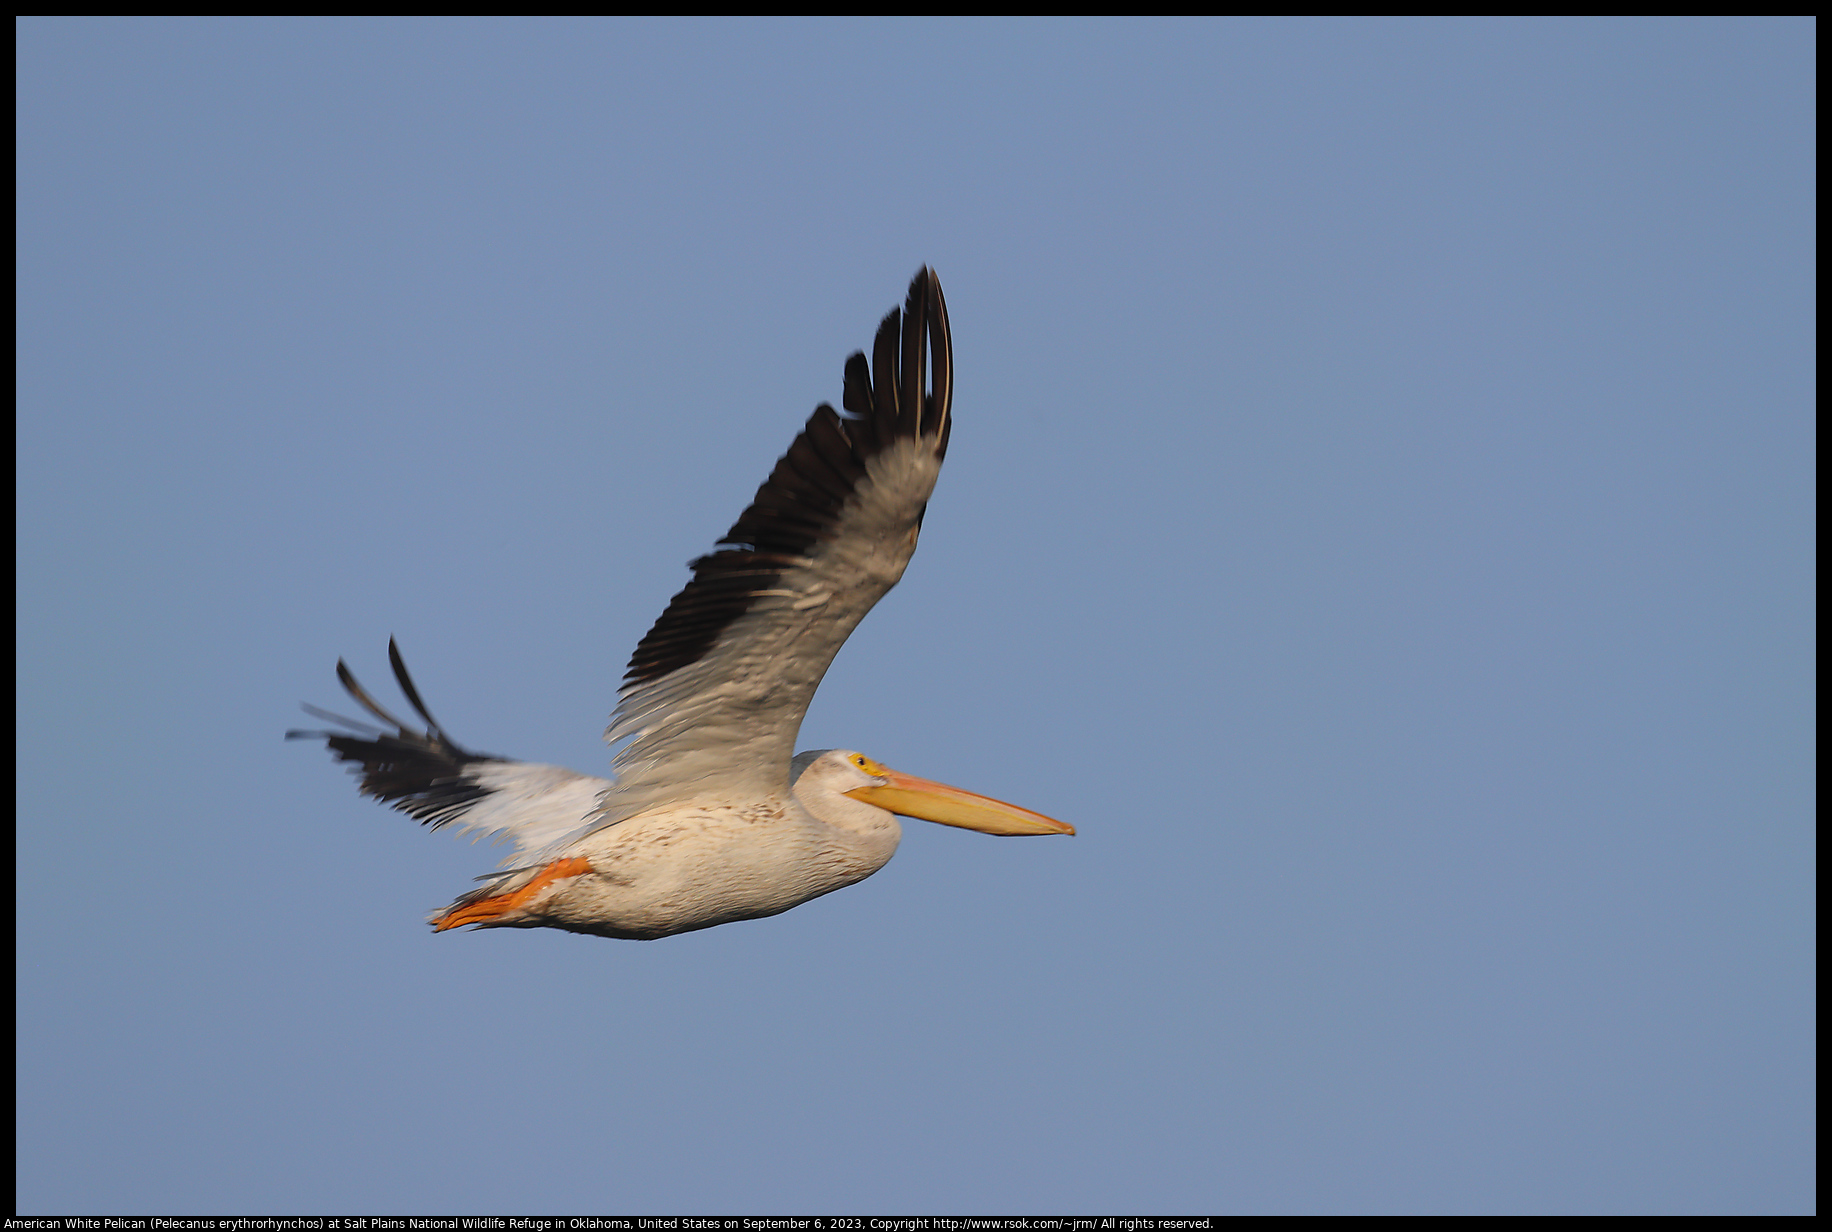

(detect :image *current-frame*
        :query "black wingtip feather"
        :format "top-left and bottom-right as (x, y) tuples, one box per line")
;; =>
(293, 645), (502, 829)
(623, 268), (953, 686)
(388, 636), (448, 739)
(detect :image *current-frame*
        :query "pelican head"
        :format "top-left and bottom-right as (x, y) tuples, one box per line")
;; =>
(792, 749), (1074, 837)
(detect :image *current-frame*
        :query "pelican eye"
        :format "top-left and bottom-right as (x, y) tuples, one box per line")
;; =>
(851, 754), (888, 776)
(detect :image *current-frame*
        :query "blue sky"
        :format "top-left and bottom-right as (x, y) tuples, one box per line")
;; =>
(16, 18), (1814, 1214)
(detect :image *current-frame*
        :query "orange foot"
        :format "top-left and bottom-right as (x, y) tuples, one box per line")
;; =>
(432, 856), (594, 931)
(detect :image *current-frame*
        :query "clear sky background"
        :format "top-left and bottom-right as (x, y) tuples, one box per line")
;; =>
(16, 18), (1814, 1215)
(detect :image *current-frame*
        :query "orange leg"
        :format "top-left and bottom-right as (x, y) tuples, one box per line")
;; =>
(432, 856), (594, 931)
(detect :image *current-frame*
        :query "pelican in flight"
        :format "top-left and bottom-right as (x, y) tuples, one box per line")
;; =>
(292, 269), (1072, 940)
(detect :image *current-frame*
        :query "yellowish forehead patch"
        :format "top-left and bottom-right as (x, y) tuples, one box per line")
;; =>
(850, 753), (889, 777)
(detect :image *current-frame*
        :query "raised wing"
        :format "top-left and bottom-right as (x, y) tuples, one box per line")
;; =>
(598, 268), (953, 826)
(289, 638), (610, 861)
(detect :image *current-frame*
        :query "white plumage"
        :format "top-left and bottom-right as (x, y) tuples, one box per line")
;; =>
(292, 269), (1071, 940)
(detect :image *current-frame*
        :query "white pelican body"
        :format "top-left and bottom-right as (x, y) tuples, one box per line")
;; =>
(293, 270), (1072, 940)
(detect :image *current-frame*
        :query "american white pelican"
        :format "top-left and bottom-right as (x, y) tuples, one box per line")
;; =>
(292, 269), (1073, 940)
